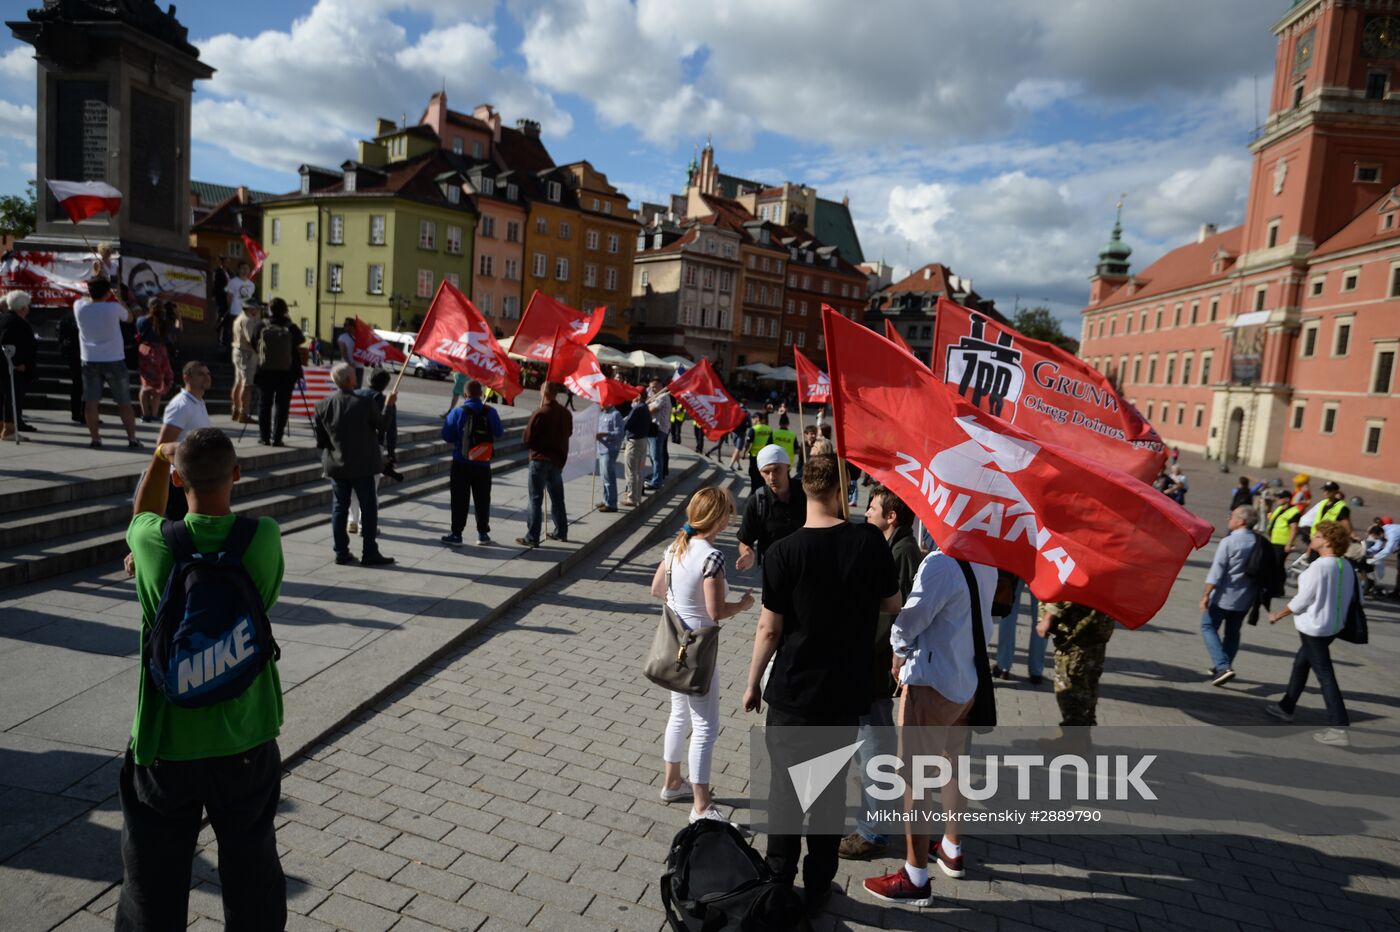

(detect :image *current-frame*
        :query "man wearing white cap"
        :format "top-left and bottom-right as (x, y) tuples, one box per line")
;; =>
(736, 444), (807, 571)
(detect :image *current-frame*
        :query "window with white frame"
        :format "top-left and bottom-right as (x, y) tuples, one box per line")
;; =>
(417, 268), (433, 297)
(269, 263), (279, 289)
(1364, 420), (1384, 455)
(1200, 352), (1213, 385)
(1291, 402), (1306, 430)
(369, 215), (385, 245)
(768, 318), (778, 338)
(555, 257), (569, 280)
(327, 262), (343, 293)
(797, 332), (806, 348)
(558, 221), (571, 239)
(1300, 322), (1319, 357)
(743, 315), (752, 335)
(799, 301), (808, 317)
(1373, 344), (1397, 393)
(586, 230), (599, 250)
(444, 272), (459, 289)
(1266, 219), (1281, 249)
(367, 263), (384, 294)
(328, 214), (344, 244)
(1343, 269), (1359, 292)
(506, 220), (520, 242)
(452, 137), (463, 155)
(479, 254), (494, 277)
(478, 292), (492, 315)
(584, 263), (597, 287)
(1321, 402), (1338, 434)
(481, 177), (494, 196)
(304, 267), (314, 287)
(702, 268), (715, 289)
(784, 331), (793, 346)
(547, 181), (561, 202)
(604, 267), (617, 291)
(480, 215), (495, 238)
(1332, 316), (1353, 356)
(507, 184), (518, 201)
(229, 240), (243, 258)
(419, 220), (436, 249)
(686, 266), (698, 286)
(821, 279), (831, 294)
(446, 224), (463, 255)
(532, 252), (546, 277)
(504, 258), (519, 281)
(446, 186), (460, 205)
(306, 220), (316, 241)
(502, 295), (519, 318)
(607, 234), (619, 254)
(681, 304), (693, 326)
(535, 216), (548, 235)
(271, 218), (281, 244)
(719, 271), (732, 292)
(640, 270), (649, 288)
(786, 299), (795, 313)
(1310, 276), (1325, 297)
(473, 141), (483, 158)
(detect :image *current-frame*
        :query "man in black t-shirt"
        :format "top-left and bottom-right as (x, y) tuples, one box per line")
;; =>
(735, 444), (806, 571)
(743, 455), (901, 913)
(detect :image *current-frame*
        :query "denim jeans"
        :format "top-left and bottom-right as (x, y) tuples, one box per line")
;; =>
(995, 579), (1046, 677)
(1280, 633), (1349, 726)
(525, 460), (567, 542)
(648, 434), (666, 486)
(331, 475), (379, 557)
(854, 697), (896, 845)
(1201, 604), (1247, 672)
(597, 449), (619, 509)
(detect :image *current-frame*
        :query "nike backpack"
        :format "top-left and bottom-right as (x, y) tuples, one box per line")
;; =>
(660, 821), (810, 931)
(146, 517), (278, 708)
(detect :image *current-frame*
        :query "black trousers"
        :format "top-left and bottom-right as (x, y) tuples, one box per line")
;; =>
(116, 740), (285, 932)
(256, 369), (296, 443)
(450, 459), (492, 537)
(1280, 633), (1350, 726)
(764, 706), (858, 892)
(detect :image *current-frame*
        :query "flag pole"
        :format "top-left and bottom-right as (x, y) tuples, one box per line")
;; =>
(796, 400), (806, 474)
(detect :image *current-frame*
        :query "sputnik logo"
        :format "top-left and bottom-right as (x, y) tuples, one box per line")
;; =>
(788, 740), (864, 813)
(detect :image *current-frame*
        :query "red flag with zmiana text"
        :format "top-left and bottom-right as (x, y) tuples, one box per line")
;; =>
(931, 297), (1166, 484)
(513, 290), (605, 361)
(546, 328), (642, 407)
(668, 358), (745, 441)
(793, 347), (830, 405)
(348, 317), (407, 366)
(414, 281), (523, 401)
(823, 306), (1211, 628)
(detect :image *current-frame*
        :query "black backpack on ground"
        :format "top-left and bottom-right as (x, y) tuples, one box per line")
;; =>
(146, 517), (278, 708)
(660, 821), (810, 932)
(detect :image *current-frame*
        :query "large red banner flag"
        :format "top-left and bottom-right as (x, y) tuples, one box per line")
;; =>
(932, 297), (1166, 483)
(513, 290), (605, 361)
(884, 318), (918, 358)
(668, 358), (745, 441)
(823, 307), (1212, 627)
(793, 347), (831, 405)
(348, 317), (407, 367)
(546, 328), (642, 407)
(414, 281), (523, 401)
(240, 233), (268, 277)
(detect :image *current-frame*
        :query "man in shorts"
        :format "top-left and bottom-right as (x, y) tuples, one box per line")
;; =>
(230, 300), (262, 424)
(75, 278), (140, 449)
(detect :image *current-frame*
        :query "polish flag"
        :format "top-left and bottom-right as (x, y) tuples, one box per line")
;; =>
(931, 297), (1166, 484)
(414, 281), (523, 401)
(793, 347), (831, 405)
(513, 290), (605, 361)
(348, 317), (407, 367)
(241, 233), (268, 277)
(46, 180), (123, 224)
(823, 306), (1212, 628)
(668, 357), (745, 440)
(884, 318), (918, 359)
(546, 328), (642, 407)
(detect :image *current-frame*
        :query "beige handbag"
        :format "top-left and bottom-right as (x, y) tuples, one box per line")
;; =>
(643, 557), (720, 695)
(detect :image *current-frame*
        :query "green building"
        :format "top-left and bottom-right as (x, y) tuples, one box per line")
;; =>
(261, 122), (478, 342)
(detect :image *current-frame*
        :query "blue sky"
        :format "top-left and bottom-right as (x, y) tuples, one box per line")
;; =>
(0, 0), (1283, 323)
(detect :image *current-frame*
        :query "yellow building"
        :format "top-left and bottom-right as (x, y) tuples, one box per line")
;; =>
(520, 165), (583, 316)
(562, 161), (638, 340)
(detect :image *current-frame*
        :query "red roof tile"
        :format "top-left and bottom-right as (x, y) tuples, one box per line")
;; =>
(1311, 184), (1400, 258)
(1093, 225), (1243, 308)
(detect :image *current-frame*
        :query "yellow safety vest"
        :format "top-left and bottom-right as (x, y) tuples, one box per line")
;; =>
(1318, 499), (1348, 525)
(750, 423), (773, 455)
(771, 428), (797, 462)
(1267, 505), (1300, 545)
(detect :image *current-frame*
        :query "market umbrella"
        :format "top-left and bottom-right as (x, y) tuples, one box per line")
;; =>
(660, 355), (692, 369)
(627, 349), (670, 369)
(734, 362), (776, 376)
(766, 365), (799, 382)
(589, 343), (632, 367)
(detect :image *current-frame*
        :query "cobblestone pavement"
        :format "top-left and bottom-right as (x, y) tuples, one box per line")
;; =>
(60, 469), (1400, 931)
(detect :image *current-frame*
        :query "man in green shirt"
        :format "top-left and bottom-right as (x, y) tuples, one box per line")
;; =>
(118, 427), (286, 931)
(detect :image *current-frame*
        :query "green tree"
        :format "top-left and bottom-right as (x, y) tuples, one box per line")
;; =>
(0, 180), (37, 241)
(1012, 305), (1078, 352)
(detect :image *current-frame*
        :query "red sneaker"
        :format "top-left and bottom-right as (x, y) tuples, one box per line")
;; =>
(931, 839), (966, 878)
(862, 867), (933, 907)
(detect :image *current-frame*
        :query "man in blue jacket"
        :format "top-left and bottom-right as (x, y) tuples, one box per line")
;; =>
(441, 379), (504, 545)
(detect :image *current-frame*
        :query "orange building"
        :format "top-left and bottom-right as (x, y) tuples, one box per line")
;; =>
(1079, 0), (1400, 495)
(561, 161), (638, 340)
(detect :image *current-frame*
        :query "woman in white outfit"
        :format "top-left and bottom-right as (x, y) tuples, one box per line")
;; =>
(650, 487), (754, 823)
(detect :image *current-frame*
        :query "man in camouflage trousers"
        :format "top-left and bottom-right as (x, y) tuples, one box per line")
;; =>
(1035, 601), (1116, 726)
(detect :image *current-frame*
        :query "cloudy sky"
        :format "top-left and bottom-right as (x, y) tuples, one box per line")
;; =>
(0, 0), (1283, 322)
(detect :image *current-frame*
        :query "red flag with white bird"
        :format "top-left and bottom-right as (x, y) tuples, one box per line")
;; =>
(546, 328), (642, 407)
(512, 290), (605, 361)
(414, 281), (523, 401)
(823, 306), (1211, 628)
(46, 180), (122, 224)
(348, 317), (407, 367)
(793, 347), (831, 405)
(931, 297), (1166, 484)
(240, 233), (268, 278)
(668, 357), (745, 441)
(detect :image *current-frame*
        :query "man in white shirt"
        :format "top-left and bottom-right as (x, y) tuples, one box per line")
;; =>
(336, 317), (363, 388)
(225, 261), (253, 322)
(75, 278), (139, 450)
(154, 360), (212, 518)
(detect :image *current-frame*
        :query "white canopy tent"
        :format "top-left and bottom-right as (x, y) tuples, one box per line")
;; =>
(734, 362), (776, 376)
(660, 355), (693, 370)
(765, 365), (799, 382)
(588, 343), (632, 367)
(626, 349), (670, 369)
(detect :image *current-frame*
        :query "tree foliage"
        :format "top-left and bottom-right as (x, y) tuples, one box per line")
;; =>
(0, 181), (37, 241)
(1012, 305), (1078, 353)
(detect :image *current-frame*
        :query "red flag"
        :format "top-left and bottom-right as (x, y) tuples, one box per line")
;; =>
(794, 347), (831, 405)
(513, 290), (605, 361)
(884, 318), (918, 358)
(668, 358), (745, 441)
(823, 307), (1211, 628)
(241, 233), (268, 278)
(46, 180), (122, 223)
(348, 317), (407, 367)
(546, 328), (642, 407)
(931, 297), (1166, 484)
(414, 281), (523, 401)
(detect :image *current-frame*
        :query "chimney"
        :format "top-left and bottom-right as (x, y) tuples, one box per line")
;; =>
(923, 267), (931, 280)
(473, 104), (502, 142)
(962, 277), (972, 292)
(1198, 223), (1217, 243)
(516, 118), (541, 139)
(236, 185), (249, 204)
(425, 91), (448, 137)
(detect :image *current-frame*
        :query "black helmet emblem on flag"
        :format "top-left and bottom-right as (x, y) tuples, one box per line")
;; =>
(945, 314), (1025, 420)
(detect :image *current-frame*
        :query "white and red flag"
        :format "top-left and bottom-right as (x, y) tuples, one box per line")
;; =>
(823, 307), (1211, 627)
(347, 317), (407, 367)
(884, 318), (918, 359)
(512, 290), (605, 361)
(414, 281), (523, 401)
(546, 328), (642, 407)
(668, 357), (745, 441)
(931, 297), (1166, 484)
(46, 180), (122, 224)
(793, 347), (831, 405)
(240, 233), (268, 277)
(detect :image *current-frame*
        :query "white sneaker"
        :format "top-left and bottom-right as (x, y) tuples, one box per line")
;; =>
(347, 521), (359, 535)
(659, 780), (693, 803)
(1313, 728), (1350, 747)
(688, 805), (729, 824)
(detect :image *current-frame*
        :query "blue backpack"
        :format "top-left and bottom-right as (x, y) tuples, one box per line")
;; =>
(147, 517), (278, 708)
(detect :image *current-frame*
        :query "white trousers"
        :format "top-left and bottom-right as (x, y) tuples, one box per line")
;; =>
(663, 664), (721, 785)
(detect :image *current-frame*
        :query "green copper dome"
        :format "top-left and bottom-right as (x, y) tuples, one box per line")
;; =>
(1095, 201), (1132, 277)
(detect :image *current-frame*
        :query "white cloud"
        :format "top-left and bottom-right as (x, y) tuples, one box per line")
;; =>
(0, 46), (32, 81)
(0, 100), (35, 142)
